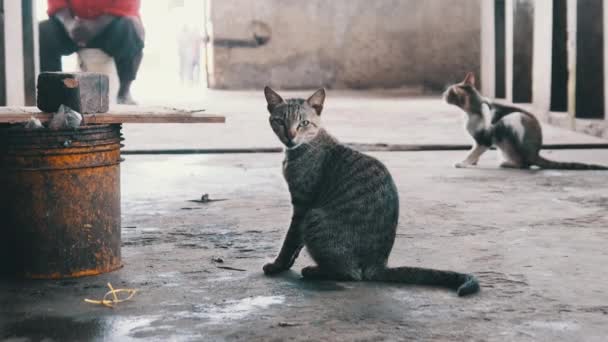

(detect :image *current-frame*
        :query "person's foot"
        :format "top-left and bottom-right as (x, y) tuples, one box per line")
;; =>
(117, 93), (137, 105)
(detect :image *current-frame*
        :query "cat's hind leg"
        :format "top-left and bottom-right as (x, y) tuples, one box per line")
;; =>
(495, 140), (529, 169)
(301, 264), (362, 281)
(301, 210), (363, 281)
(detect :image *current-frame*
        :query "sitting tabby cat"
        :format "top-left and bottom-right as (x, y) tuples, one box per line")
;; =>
(444, 72), (608, 170)
(262, 87), (479, 297)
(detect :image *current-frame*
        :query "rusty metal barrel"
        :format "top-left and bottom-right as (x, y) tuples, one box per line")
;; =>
(0, 124), (123, 279)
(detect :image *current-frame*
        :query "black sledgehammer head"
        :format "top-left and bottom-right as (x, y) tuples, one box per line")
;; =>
(37, 72), (109, 114)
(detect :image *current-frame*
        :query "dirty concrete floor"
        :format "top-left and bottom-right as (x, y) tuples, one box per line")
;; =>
(121, 90), (606, 150)
(2, 148), (608, 341)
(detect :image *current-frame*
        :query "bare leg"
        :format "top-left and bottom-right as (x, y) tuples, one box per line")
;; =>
(455, 144), (489, 168)
(263, 207), (305, 275)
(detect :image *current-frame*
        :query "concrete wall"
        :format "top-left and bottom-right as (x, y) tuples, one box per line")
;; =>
(208, 0), (481, 90)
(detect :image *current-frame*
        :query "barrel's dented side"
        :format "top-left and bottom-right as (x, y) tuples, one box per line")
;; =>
(0, 125), (122, 278)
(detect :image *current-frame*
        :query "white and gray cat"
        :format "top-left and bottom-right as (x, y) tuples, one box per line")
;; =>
(444, 72), (608, 170)
(262, 87), (479, 296)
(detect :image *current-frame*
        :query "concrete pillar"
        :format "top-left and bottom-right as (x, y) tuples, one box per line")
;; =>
(531, 0), (552, 114)
(510, 0), (534, 103)
(1, 0), (39, 106)
(480, 0), (495, 98)
(572, 0), (604, 119)
(22, 0), (37, 106)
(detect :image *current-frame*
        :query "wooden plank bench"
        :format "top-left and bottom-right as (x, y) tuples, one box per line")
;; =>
(0, 105), (225, 124)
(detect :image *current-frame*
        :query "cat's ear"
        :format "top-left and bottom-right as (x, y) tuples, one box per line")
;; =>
(307, 88), (326, 115)
(264, 86), (284, 113)
(463, 72), (476, 87)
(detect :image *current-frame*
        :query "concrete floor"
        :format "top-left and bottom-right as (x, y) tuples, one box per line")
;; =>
(121, 90), (606, 151)
(2, 149), (608, 341)
(2, 94), (608, 341)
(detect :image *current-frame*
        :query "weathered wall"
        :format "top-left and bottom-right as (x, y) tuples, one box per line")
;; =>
(208, 0), (481, 90)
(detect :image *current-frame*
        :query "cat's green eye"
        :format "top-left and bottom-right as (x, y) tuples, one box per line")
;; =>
(301, 120), (310, 127)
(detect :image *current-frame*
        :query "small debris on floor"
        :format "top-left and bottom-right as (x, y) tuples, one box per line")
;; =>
(84, 282), (138, 308)
(215, 265), (246, 272)
(211, 256), (224, 263)
(278, 322), (301, 327)
(189, 193), (228, 204)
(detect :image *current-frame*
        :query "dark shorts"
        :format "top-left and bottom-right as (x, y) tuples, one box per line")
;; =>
(39, 16), (145, 81)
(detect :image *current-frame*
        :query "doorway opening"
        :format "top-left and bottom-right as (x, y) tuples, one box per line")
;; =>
(35, 0), (209, 106)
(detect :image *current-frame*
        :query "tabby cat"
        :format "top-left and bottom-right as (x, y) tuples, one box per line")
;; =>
(262, 87), (479, 296)
(444, 72), (608, 170)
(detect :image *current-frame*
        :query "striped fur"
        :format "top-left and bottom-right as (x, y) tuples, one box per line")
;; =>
(262, 87), (479, 296)
(444, 72), (608, 170)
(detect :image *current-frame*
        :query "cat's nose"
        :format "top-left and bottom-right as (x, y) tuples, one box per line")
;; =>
(287, 128), (297, 140)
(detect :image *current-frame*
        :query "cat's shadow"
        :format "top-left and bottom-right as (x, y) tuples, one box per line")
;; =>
(267, 270), (347, 292)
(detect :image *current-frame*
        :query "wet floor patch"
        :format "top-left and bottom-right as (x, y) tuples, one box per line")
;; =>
(0, 315), (191, 342)
(181, 295), (285, 323)
(2, 316), (103, 342)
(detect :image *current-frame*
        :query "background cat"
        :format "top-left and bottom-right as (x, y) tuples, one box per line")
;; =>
(444, 73), (608, 170)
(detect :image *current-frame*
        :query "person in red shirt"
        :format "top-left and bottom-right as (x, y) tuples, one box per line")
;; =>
(39, 0), (145, 104)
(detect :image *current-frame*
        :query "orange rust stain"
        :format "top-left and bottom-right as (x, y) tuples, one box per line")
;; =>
(24, 264), (123, 279)
(63, 78), (79, 88)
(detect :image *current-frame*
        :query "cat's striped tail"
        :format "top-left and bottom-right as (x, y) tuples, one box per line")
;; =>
(532, 156), (608, 170)
(371, 266), (480, 297)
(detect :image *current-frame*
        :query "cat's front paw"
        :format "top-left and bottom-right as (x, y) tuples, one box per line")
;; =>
(263, 261), (288, 275)
(454, 162), (471, 168)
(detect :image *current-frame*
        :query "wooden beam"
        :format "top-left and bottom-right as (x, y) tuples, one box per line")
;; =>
(0, 105), (225, 124)
(574, 0), (604, 119)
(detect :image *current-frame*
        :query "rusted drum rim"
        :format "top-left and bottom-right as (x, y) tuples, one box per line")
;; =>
(24, 264), (124, 280)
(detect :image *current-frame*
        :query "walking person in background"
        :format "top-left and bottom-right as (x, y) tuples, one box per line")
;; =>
(39, 0), (145, 105)
(177, 24), (204, 86)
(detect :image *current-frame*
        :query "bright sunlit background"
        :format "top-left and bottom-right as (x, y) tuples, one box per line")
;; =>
(35, 0), (208, 105)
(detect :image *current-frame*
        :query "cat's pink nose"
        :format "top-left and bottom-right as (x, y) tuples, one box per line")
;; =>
(288, 128), (297, 140)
